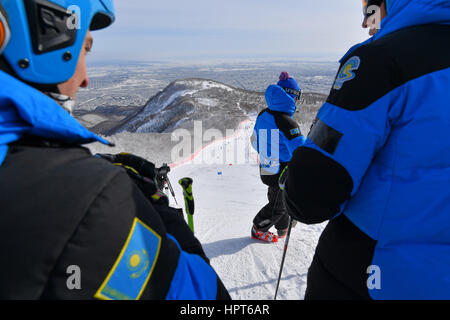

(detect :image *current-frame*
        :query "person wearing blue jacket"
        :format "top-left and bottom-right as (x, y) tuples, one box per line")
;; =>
(284, 0), (450, 299)
(251, 72), (305, 243)
(0, 0), (229, 300)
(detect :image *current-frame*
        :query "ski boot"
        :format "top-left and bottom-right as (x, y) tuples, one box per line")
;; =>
(251, 225), (278, 243)
(277, 228), (288, 239)
(277, 219), (298, 239)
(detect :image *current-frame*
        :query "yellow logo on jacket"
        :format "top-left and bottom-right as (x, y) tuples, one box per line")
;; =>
(333, 56), (361, 90)
(126, 249), (150, 279)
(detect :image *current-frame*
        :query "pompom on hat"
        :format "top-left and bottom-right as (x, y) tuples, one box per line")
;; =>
(277, 72), (302, 100)
(279, 71), (290, 81)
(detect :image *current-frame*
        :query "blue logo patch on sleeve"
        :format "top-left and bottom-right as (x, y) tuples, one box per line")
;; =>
(333, 56), (361, 90)
(95, 218), (161, 300)
(290, 128), (300, 136)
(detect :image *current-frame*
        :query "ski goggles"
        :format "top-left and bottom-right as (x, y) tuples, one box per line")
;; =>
(362, 0), (384, 18)
(284, 88), (302, 100)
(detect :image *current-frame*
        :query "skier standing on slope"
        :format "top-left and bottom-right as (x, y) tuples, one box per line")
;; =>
(251, 72), (305, 243)
(0, 0), (230, 300)
(283, 0), (450, 299)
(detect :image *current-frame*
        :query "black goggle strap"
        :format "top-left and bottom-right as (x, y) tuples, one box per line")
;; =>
(283, 87), (302, 100)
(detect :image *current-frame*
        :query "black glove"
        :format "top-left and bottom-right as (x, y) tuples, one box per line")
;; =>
(279, 166), (298, 228)
(95, 153), (169, 206)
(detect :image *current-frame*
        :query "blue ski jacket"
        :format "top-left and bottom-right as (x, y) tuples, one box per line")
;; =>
(285, 0), (450, 299)
(0, 71), (229, 300)
(252, 85), (305, 176)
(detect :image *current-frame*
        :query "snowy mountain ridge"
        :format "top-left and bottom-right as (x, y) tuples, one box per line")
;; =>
(116, 78), (266, 135)
(75, 78), (326, 138)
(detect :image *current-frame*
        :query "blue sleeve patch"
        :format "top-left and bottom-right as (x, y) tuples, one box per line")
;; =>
(333, 56), (361, 90)
(95, 218), (161, 300)
(290, 128), (300, 136)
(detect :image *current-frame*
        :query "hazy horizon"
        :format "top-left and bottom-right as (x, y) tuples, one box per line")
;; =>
(88, 1), (371, 64)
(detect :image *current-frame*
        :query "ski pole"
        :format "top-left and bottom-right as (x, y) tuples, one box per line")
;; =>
(165, 175), (178, 206)
(157, 163), (178, 206)
(274, 216), (294, 300)
(179, 177), (195, 233)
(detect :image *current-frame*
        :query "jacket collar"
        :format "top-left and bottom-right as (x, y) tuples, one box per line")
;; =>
(341, 0), (450, 62)
(0, 71), (111, 166)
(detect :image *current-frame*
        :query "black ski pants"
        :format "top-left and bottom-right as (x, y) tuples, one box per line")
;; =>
(253, 171), (290, 232)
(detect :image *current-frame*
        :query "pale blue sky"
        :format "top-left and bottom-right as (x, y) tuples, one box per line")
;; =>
(89, 0), (371, 63)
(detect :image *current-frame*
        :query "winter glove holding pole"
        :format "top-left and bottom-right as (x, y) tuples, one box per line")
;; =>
(156, 163), (178, 206)
(179, 177), (195, 233)
(95, 153), (169, 206)
(279, 166), (297, 228)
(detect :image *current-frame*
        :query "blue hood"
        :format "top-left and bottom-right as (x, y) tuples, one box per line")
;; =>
(265, 85), (297, 117)
(0, 71), (111, 166)
(341, 0), (450, 62)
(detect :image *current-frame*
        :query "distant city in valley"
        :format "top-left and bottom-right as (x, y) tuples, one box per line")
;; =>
(77, 60), (338, 111)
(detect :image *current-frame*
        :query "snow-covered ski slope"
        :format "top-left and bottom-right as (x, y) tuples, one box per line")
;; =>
(167, 120), (326, 300)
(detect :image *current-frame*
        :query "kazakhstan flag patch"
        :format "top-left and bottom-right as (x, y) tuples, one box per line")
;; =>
(95, 218), (161, 300)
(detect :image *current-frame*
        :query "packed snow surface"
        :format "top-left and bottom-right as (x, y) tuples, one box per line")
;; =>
(166, 121), (326, 300)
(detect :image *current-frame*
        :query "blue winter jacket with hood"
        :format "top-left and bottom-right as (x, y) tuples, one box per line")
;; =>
(0, 70), (225, 300)
(296, 0), (450, 299)
(252, 85), (305, 176)
(0, 71), (110, 166)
